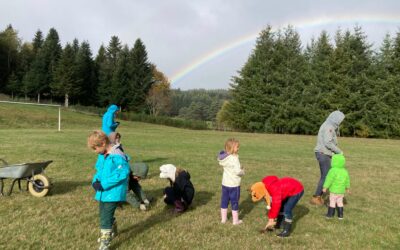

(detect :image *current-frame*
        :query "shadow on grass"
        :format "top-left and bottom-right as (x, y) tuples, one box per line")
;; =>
(142, 157), (169, 164)
(113, 190), (213, 249)
(239, 194), (256, 219)
(50, 180), (88, 195)
(292, 205), (309, 231)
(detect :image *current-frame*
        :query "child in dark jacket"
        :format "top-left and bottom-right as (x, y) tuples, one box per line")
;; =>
(159, 164), (195, 213)
(251, 176), (304, 238)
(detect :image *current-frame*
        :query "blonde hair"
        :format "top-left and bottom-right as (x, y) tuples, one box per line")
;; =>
(87, 130), (110, 150)
(225, 138), (239, 154)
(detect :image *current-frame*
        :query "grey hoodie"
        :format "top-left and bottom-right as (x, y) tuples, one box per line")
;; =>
(314, 111), (345, 156)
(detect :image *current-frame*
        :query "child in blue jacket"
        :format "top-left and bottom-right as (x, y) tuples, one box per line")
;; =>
(88, 130), (130, 250)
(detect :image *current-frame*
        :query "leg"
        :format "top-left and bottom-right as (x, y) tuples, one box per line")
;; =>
(220, 186), (229, 223)
(278, 190), (304, 237)
(163, 187), (175, 205)
(314, 153), (331, 196)
(99, 202), (118, 250)
(326, 194), (336, 218)
(275, 199), (287, 229)
(336, 195), (344, 219)
(230, 187), (242, 225)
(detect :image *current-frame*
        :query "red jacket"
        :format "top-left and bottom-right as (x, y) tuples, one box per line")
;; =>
(262, 176), (304, 219)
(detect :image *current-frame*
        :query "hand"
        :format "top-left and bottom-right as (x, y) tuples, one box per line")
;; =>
(92, 180), (104, 191)
(265, 219), (276, 230)
(322, 188), (327, 193)
(346, 189), (351, 194)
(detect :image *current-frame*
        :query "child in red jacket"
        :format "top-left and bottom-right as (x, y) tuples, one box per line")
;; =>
(251, 176), (304, 237)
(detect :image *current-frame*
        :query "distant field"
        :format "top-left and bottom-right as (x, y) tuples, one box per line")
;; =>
(0, 104), (399, 249)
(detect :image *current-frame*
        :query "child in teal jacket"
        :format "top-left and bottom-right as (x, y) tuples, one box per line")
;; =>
(88, 130), (130, 250)
(323, 153), (350, 219)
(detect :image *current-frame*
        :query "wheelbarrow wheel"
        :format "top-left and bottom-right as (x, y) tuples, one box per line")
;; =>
(28, 174), (50, 197)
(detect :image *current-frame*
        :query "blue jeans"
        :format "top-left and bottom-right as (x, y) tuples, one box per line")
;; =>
(281, 190), (304, 220)
(220, 185), (240, 211)
(314, 152), (331, 196)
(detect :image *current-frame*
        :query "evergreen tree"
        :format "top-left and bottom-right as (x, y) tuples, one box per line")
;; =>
(127, 38), (153, 112)
(0, 25), (20, 92)
(97, 36), (122, 106)
(110, 45), (131, 107)
(75, 41), (96, 105)
(51, 43), (80, 107)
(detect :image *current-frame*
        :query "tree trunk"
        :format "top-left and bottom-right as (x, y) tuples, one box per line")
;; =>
(64, 93), (69, 108)
(37, 93), (40, 103)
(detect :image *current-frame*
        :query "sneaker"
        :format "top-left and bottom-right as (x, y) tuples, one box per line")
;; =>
(143, 199), (150, 205)
(139, 203), (147, 211)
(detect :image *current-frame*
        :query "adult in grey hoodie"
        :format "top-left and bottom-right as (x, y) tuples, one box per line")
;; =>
(310, 111), (345, 205)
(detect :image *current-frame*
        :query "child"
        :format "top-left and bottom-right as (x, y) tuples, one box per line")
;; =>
(87, 130), (130, 250)
(126, 163), (151, 211)
(102, 104), (120, 136)
(108, 132), (151, 211)
(218, 138), (244, 225)
(322, 153), (350, 219)
(251, 176), (304, 237)
(159, 164), (195, 213)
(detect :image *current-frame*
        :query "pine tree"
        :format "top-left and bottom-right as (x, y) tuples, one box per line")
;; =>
(51, 43), (80, 107)
(75, 41), (96, 105)
(127, 38), (153, 112)
(0, 25), (20, 92)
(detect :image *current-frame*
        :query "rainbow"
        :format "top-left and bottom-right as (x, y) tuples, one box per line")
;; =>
(170, 13), (400, 86)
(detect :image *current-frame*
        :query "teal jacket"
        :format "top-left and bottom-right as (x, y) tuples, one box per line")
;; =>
(92, 152), (130, 202)
(323, 154), (350, 194)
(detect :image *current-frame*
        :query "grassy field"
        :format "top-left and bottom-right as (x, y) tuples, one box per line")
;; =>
(0, 103), (399, 250)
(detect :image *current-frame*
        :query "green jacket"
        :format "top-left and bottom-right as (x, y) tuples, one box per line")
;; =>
(323, 154), (350, 194)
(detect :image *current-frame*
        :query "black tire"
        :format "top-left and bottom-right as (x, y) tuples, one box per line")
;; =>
(28, 174), (50, 197)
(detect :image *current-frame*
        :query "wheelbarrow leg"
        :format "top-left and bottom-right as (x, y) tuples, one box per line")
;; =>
(18, 179), (22, 191)
(0, 178), (4, 196)
(7, 179), (19, 196)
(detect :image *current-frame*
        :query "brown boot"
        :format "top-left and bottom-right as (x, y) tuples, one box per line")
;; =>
(310, 196), (324, 205)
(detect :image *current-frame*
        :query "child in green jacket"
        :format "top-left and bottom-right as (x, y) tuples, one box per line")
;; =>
(323, 153), (350, 219)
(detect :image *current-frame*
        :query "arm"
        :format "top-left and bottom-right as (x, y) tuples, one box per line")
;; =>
(345, 171), (350, 191)
(323, 169), (335, 191)
(232, 156), (244, 176)
(267, 188), (282, 219)
(323, 127), (342, 153)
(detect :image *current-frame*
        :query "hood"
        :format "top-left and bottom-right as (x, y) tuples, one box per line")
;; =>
(159, 164), (176, 182)
(178, 170), (191, 180)
(250, 182), (271, 209)
(331, 153), (346, 169)
(326, 111), (345, 128)
(131, 162), (149, 179)
(262, 176), (279, 188)
(107, 104), (119, 115)
(218, 150), (229, 160)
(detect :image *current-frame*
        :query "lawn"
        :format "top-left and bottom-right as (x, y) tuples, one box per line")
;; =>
(0, 104), (399, 249)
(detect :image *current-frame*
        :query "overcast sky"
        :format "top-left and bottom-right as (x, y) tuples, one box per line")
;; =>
(1, 0), (400, 90)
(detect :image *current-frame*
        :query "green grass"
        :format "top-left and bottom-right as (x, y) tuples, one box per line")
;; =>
(0, 103), (399, 249)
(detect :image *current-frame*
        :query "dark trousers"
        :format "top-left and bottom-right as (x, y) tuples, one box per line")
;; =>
(99, 202), (118, 229)
(220, 185), (240, 211)
(281, 190), (304, 220)
(314, 152), (331, 196)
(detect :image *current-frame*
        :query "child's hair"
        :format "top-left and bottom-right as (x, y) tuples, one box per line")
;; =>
(87, 130), (110, 150)
(225, 138), (239, 154)
(108, 132), (121, 144)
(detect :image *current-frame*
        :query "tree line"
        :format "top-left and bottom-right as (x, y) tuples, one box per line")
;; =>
(219, 25), (400, 138)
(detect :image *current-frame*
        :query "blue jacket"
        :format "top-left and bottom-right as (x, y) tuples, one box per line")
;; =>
(92, 152), (130, 202)
(102, 105), (119, 136)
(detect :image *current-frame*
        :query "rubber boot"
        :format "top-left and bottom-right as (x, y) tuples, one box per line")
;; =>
(98, 229), (112, 250)
(232, 210), (242, 225)
(174, 200), (185, 213)
(326, 207), (335, 219)
(276, 221), (292, 238)
(310, 196), (324, 205)
(274, 214), (285, 229)
(337, 207), (344, 220)
(221, 208), (228, 224)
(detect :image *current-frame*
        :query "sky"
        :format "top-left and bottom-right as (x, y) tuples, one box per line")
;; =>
(1, 0), (400, 90)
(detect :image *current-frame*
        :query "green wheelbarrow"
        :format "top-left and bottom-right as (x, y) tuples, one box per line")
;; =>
(0, 159), (53, 197)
